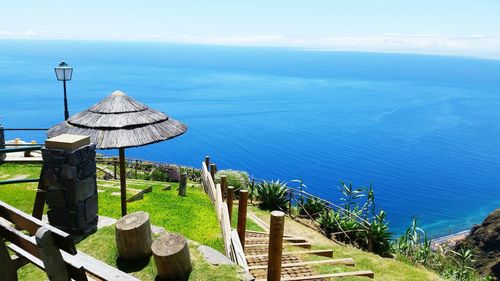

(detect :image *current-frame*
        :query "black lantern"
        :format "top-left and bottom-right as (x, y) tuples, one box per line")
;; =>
(54, 62), (73, 120)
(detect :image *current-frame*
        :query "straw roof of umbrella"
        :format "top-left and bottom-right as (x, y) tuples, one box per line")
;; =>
(48, 90), (187, 217)
(48, 90), (187, 149)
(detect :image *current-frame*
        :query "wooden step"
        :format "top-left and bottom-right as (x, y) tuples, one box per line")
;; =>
(246, 236), (307, 243)
(246, 249), (334, 259)
(245, 242), (312, 249)
(255, 270), (375, 281)
(248, 258), (355, 270)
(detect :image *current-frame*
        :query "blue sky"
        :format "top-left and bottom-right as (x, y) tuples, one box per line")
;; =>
(1, 1), (500, 56)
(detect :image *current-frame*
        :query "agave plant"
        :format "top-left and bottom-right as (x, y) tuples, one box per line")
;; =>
(316, 209), (341, 236)
(364, 210), (392, 256)
(299, 197), (324, 218)
(338, 181), (365, 215)
(255, 180), (289, 211)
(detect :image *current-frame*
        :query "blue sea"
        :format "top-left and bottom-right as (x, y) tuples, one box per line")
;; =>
(1, 40), (499, 237)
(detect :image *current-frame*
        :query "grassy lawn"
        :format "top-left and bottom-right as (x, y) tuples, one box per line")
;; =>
(0, 163), (239, 280)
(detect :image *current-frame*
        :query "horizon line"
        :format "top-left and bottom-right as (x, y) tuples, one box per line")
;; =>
(1, 36), (500, 61)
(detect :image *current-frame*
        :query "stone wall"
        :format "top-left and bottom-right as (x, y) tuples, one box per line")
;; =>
(42, 144), (98, 237)
(0, 125), (5, 163)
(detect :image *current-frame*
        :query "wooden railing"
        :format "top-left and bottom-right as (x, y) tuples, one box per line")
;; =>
(201, 161), (249, 272)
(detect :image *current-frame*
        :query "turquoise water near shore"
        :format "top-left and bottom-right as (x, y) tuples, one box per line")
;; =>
(1, 40), (499, 237)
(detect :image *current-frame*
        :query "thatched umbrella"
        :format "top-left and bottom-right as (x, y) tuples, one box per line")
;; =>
(48, 90), (187, 216)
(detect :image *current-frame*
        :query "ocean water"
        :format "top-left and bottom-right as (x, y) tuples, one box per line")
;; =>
(1, 40), (499, 237)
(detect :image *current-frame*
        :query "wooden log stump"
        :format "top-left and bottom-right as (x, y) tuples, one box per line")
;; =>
(115, 211), (152, 261)
(152, 233), (192, 280)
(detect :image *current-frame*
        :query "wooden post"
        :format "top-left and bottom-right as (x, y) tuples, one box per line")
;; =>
(220, 175), (227, 200)
(178, 172), (187, 197)
(35, 227), (70, 281)
(0, 237), (17, 281)
(114, 160), (117, 179)
(250, 179), (255, 204)
(210, 163), (217, 181)
(152, 233), (192, 280)
(237, 190), (248, 250)
(115, 211), (153, 260)
(119, 148), (127, 216)
(32, 166), (46, 220)
(135, 160), (138, 179)
(267, 211), (285, 281)
(227, 186), (234, 222)
(204, 156), (210, 169)
(288, 189), (293, 216)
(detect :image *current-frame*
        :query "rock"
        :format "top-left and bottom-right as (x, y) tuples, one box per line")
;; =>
(457, 209), (500, 279)
(162, 184), (171, 191)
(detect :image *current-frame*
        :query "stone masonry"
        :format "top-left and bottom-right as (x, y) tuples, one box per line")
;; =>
(42, 143), (98, 237)
(0, 125), (5, 163)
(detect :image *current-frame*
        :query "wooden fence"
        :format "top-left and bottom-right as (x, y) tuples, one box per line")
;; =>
(201, 161), (249, 272)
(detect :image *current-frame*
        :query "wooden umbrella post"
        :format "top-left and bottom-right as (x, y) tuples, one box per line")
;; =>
(119, 148), (127, 216)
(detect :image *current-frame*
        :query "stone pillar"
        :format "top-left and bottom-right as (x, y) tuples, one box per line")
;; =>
(0, 125), (5, 163)
(42, 134), (98, 238)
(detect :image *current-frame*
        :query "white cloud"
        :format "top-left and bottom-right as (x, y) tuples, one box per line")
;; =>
(1, 30), (499, 58)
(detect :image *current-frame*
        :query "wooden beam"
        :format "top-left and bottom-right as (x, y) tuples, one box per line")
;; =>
(0, 200), (76, 254)
(246, 249), (334, 259)
(31, 166), (46, 220)
(255, 270), (375, 281)
(249, 258), (355, 270)
(35, 227), (70, 281)
(0, 235), (18, 281)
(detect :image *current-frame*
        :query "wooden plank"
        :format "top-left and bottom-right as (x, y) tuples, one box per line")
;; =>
(1, 222), (89, 281)
(0, 219), (40, 258)
(246, 236), (307, 243)
(0, 200), (76, 254)
(0, 178), (39, 185)
(0, 146), (43, 153)
(230, 230), (249, 271)
(62, 250), (140, 281)
(254, 270), (375, 281)
(248, 258), (355, 270)
(8, 243), (45, 270)
(246, 249), (334, 259)
(244, 242), (312, 249)
(221, 203), (232, 257)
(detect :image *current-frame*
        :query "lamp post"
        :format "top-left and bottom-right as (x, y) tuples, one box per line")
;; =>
(54, 61), (73, 120)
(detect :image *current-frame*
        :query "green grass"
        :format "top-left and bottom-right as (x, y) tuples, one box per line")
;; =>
(230, 204), (264, 232)
(0, 163), (223, 252)
(16, 226), (242, 281)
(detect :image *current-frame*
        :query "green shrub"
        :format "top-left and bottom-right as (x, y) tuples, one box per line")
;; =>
(180, 166), (202, 182)
(215, 169), (249, 190)
(299, 197), (324, 218)
(255, 180), (289, 211)
(150, 165), (180, 182)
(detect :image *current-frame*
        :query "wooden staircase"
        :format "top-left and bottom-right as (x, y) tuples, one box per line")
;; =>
(244, 230), (374, 280)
